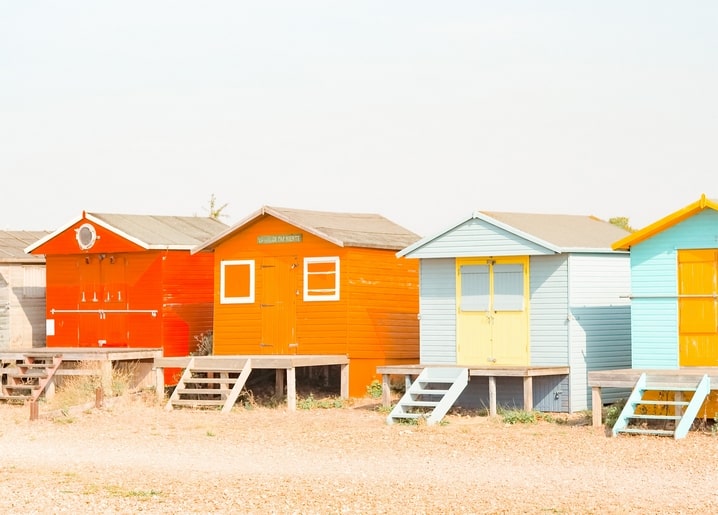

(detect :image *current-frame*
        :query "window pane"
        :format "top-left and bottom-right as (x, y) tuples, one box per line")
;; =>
(304, 257), (339, 301)
(460, 265), (489, 311)
(493, 264), (523, 311)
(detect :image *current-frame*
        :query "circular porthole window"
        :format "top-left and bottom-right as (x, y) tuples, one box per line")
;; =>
(76, 223), (97, 250)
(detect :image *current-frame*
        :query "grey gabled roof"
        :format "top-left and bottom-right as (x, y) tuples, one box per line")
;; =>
(25, 212), (229, 253)
(0, 231), (51, 263)
(398, 210), (631, 257)
(193, 206), (421, 253)
(479, 211), (631, 250)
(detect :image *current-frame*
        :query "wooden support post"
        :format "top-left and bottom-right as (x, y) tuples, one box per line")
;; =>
(339, 363), (349, 399)
(489, 376), (497, 416)
(45, 377), (56, 401)
(220, 372), (229, 400)
(100, 360), (113, 396)
(592, 386), (603, 428)
(286, 367), (296, 412)
(95, 386), (103, 408)
(675, 391), (683, 418)
(29, 400), (38, 421)
(155, 366), (164, 403)
(275, 369), (284, 397)
(523, 376), (533, 411)
(381, 373), (391, 407)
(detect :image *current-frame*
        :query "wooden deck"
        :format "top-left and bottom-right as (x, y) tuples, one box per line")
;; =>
(376, 364), (570, 416)
(588, 367), (718, 428)
(0, 347), (163, 400)
(155, 355), (350, 411)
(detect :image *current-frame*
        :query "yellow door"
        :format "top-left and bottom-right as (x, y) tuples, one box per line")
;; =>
(678, 249), (718, 366)
(456, 257), (529, 366)
(260, 256), (298, 355)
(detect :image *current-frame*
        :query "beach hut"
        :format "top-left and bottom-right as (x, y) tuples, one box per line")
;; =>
(0, 231), (51, 349)
(600, 194), (718, 429)
(24, 212), (228, 383)
(385, 210), (632, 418)
(191, 205), (421, 398)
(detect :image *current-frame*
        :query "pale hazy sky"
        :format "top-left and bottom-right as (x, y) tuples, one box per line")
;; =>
(2, 2), (717, 237)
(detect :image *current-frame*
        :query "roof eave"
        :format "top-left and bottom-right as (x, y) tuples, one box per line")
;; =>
(612, 194), (718, 251)
(192, 205), (346, 254)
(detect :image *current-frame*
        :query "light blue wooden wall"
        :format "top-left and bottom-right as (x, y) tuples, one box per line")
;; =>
(630, 210), (718, 368)
(411, 218), (632, 412)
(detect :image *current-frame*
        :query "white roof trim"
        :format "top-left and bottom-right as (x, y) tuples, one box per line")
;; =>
(24, 214), (85, 254)
(397, 210), (562, 258)
(192, 205), (345, 254)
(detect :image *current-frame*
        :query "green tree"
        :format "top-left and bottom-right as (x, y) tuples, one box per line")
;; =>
(609, 216), (635, 232)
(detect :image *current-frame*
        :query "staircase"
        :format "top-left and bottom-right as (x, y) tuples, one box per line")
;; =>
(612, 372), (711, 439)
(165, 358), (253, 413)
(386, 367), (468, 425)
(0, 354), (63, 403)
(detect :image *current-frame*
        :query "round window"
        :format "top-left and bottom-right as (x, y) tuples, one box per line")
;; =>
(76, 223), (97, 250)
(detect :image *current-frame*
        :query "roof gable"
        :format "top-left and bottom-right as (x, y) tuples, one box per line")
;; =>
(613, 194), (718, 250)
(193, 206), (420, 253)
(398, 210), (630, 258)
(26, 212), (229, 254)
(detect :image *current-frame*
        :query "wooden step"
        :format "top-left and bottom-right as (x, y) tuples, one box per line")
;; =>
(177, 388), (232, 395)
(171, 399), (227, 407)
(617, 428), (675, 436)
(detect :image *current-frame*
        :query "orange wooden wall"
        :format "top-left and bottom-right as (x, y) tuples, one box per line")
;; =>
(210, 216), (419, 397)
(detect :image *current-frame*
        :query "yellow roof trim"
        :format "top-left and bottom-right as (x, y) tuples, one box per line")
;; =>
(612, 194), (718, 250)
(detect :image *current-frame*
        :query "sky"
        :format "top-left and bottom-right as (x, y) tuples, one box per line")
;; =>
(2, 2), (717, 237)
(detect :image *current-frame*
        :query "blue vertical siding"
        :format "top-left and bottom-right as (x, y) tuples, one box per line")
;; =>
(417, 258), (456, 364)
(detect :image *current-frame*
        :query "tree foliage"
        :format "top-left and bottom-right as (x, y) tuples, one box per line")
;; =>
(609, 216), (635, 232)
(204, 194), (229, 220)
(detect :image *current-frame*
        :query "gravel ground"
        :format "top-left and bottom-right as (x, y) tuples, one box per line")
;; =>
(1, 393), (718, 514)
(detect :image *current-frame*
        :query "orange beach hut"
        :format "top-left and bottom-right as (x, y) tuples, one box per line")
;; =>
(192, 206), (421, 397)
(25, 212), (228, 382)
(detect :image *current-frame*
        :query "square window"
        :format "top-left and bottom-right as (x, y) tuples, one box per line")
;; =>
(220, 260), (255, 304)
(304, 257), (339, 301)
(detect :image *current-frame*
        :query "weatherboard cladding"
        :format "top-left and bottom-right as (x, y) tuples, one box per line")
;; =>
(417, 258), (456, 364)
(407, 209), (632, 412)
(528, 254), (569, 367)
(628, 210), (718, 369)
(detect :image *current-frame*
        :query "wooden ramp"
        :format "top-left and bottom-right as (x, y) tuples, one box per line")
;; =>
(386, 367), (468, 425)
(612, 373), (710, 439)
(165, 358), (253, 413)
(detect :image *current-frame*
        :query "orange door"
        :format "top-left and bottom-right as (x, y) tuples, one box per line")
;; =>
(78, 255), (101, 346)
(77, 255), (129, 347)
(678, 249), (718, 366)
(101, 255), (128, 346)
(259, 256), (298, 354)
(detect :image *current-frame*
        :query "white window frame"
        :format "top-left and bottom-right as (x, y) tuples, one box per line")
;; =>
(303, 256), (340, 302)
(220, 259), (255, 304)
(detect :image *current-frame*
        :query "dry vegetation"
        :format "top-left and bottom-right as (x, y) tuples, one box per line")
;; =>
(1, 372), (718, 514)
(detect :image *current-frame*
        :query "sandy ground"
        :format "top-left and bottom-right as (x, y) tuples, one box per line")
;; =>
(1, 392), (718, 515)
